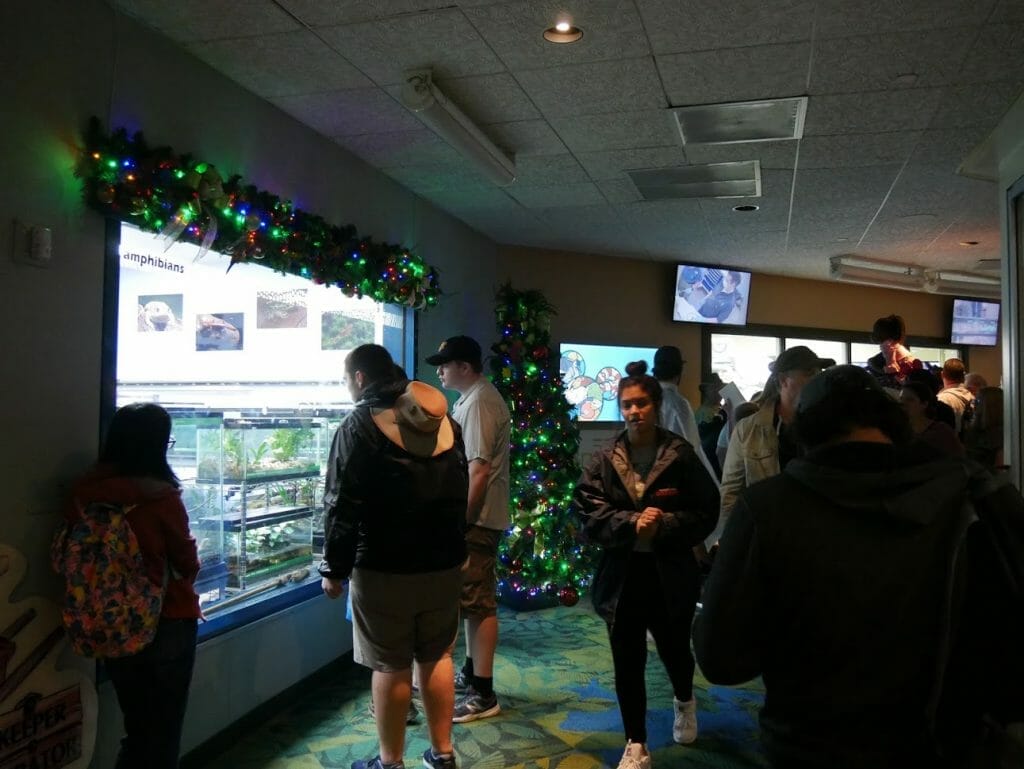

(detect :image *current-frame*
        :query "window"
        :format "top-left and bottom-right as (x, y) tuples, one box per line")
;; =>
(106, 223), (414, 638)
(708, 325), (964, 404)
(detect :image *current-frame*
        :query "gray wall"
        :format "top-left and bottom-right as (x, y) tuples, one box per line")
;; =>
(0, 1), (497, 763)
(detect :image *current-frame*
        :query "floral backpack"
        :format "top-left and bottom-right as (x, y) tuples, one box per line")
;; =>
(50, 501), (164, 658)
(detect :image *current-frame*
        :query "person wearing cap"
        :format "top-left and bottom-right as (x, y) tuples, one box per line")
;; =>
(693, 365), (1020, 768)
(651, 346), (718, 484)
(427, 335), (511, 723)
(319, 344), (468, 769)
(712, 346), (834, 548)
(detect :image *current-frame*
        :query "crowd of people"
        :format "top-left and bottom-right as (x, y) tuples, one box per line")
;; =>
(59, 316), (1021, 769)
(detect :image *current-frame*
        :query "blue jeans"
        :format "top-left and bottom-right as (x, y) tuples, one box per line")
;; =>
(105, 618), (198, 769)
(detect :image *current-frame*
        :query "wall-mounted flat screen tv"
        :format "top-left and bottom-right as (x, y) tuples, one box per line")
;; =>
(559, 342), (658, 422)
(951, 298), (1000, 346)
(673, 264), (751, 326)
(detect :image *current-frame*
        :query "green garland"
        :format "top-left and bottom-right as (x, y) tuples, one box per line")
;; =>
(76, 118), (441, 309)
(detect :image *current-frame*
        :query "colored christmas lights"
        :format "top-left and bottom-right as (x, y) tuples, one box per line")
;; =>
(491, 283), (593, 610)
(76, 118), (441, 309)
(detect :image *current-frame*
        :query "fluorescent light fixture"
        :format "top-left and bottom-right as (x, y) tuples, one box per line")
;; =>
(829, 254), (926, 290)
(399, 70), (517, 187)
(923, 269), (1001, 299)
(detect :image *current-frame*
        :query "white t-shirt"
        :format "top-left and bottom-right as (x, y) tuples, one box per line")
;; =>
(452, 378), (511, 531)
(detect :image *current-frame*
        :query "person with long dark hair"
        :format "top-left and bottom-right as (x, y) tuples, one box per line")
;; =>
(575, 362), (720, 769)
(68, 403), (201, 769)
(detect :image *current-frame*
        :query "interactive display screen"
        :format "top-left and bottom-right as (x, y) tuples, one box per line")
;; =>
(559, 343), (658, 422)
(672, 264), (751, 326)
(951, 298), (1000, 346)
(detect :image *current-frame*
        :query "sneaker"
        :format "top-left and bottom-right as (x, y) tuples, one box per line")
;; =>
(352, 757), (405, 769)
(673, 697), (698, 744)
(368, 698), (419, 725)
(454, 669), (470, 695)
(451, 686), (500, 723)
(616, 741), (651, 769)
(422, 748), (456, 769)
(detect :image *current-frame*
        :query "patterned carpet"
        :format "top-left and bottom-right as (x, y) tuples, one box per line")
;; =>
(199, 605), (767, 769)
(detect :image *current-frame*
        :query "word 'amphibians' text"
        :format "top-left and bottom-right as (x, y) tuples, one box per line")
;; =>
(122, 251), (185, 274)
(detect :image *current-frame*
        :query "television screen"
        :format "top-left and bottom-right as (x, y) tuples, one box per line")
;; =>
(673, 264), (751, 325)
(951, 298), (1000, 346)
(559, 343), (658, 422)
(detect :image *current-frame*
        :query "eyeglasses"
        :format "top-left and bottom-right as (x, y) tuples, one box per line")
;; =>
(167, 436), (177, 449)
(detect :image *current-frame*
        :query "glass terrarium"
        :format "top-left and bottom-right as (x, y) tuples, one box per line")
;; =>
(194, 417), (327, 592)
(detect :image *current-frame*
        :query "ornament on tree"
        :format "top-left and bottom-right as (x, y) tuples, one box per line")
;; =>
(559, 586), (580, 607)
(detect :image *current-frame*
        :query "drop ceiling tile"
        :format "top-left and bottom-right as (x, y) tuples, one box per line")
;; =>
(991, 0), (1024, 22)
(809, 30), (974, 94)
(421, 185), (519, 211)
(658, 43), (811, 106)
(684, 141), (798, 170)
(484, 120), (569, 156)
(318, 8), (505, 85)
(635, 0), (815, 54)
(272, 88), (423, 137)
(863, 213), (950, 242)
(514, 155), (591, 187)
(957, 25), (1024, 84)
(507, 182), (607, 208)
(428, 73), (541, 124)
(184, 31), (371, 98)
(699, 170), (794, 224)
(515, 58), (667, 118)
(802, 89), (944, 135)
(463, 0), (650, 71)
(792, 166), (901, 216)
(814, 0), (997, 39)
(384, 163), (494, 193)
(574, 147), (686, 181)
(337, 130), (463, 168)
(882, 164), (998, 216)
(550, 110), (676, 153)
(786, 215), (870, 247)
(276, 0), (456, 26)
(597, 179), (645, 204)
(798, 132), (922, 169)
(929, 80), (1024, 129)
(619, 199), (708, 231)
(110, 0), (300, 41)
(910, 126), (992, 167)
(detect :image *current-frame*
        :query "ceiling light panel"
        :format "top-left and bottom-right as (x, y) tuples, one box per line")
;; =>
(671, 97), (808, 145)
(628, 161), (761, 200)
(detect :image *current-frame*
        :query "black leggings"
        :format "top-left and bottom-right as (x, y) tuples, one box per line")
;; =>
(607, 553), (699, 744)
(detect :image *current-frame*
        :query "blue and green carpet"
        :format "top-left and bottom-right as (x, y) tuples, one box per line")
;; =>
(199, 605), (767, 769)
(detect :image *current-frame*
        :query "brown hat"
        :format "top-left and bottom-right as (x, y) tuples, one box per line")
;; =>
(371, 381), (455, 458)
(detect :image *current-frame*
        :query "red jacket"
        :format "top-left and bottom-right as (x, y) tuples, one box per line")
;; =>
(68, 466), (201, 619)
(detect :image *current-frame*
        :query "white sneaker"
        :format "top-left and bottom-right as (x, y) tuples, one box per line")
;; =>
(616, 741), (651, 769)
(673, 697), (697, 745)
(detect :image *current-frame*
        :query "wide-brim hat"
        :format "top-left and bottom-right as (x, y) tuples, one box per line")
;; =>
(371, 381), (454, 458)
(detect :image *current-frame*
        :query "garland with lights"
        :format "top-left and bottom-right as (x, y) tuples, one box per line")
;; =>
(490, 283), (593, 610)
(76, 118), (441, 309)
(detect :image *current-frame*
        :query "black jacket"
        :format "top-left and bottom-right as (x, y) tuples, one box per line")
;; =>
(694, 441), (975, 769)
(319, 380), (468, 579)
(574, 428), (720, 625)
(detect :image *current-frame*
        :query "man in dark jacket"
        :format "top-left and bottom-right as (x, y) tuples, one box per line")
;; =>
(693, 365), (980, 769)
(320, 344), (468, 769)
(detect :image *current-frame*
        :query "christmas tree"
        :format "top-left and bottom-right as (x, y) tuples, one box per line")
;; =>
(490, 283), (593, 610)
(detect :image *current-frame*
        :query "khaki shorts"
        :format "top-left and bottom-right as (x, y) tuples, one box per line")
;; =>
(349, 565), (462, 672)
(460, 525), (502, 618)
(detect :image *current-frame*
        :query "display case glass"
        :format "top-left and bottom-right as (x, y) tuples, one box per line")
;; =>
(192, 417), (327, 597)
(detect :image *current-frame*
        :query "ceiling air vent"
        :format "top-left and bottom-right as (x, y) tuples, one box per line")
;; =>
(628, 161), (761, 200)
(671, 97), (807, 146)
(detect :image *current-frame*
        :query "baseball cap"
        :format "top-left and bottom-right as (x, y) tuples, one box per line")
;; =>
(770, 345), (836, 375)
(796, 364), (884, 415)
(425, 335), (482, 367)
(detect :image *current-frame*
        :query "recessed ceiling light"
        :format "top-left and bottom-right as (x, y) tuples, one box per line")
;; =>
(733, 204), (759, 212)
(960, 240), (980, 246)
(544, 21), (583, 43)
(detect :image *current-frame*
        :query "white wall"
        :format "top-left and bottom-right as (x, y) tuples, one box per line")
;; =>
(0, 1), (497, 764)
